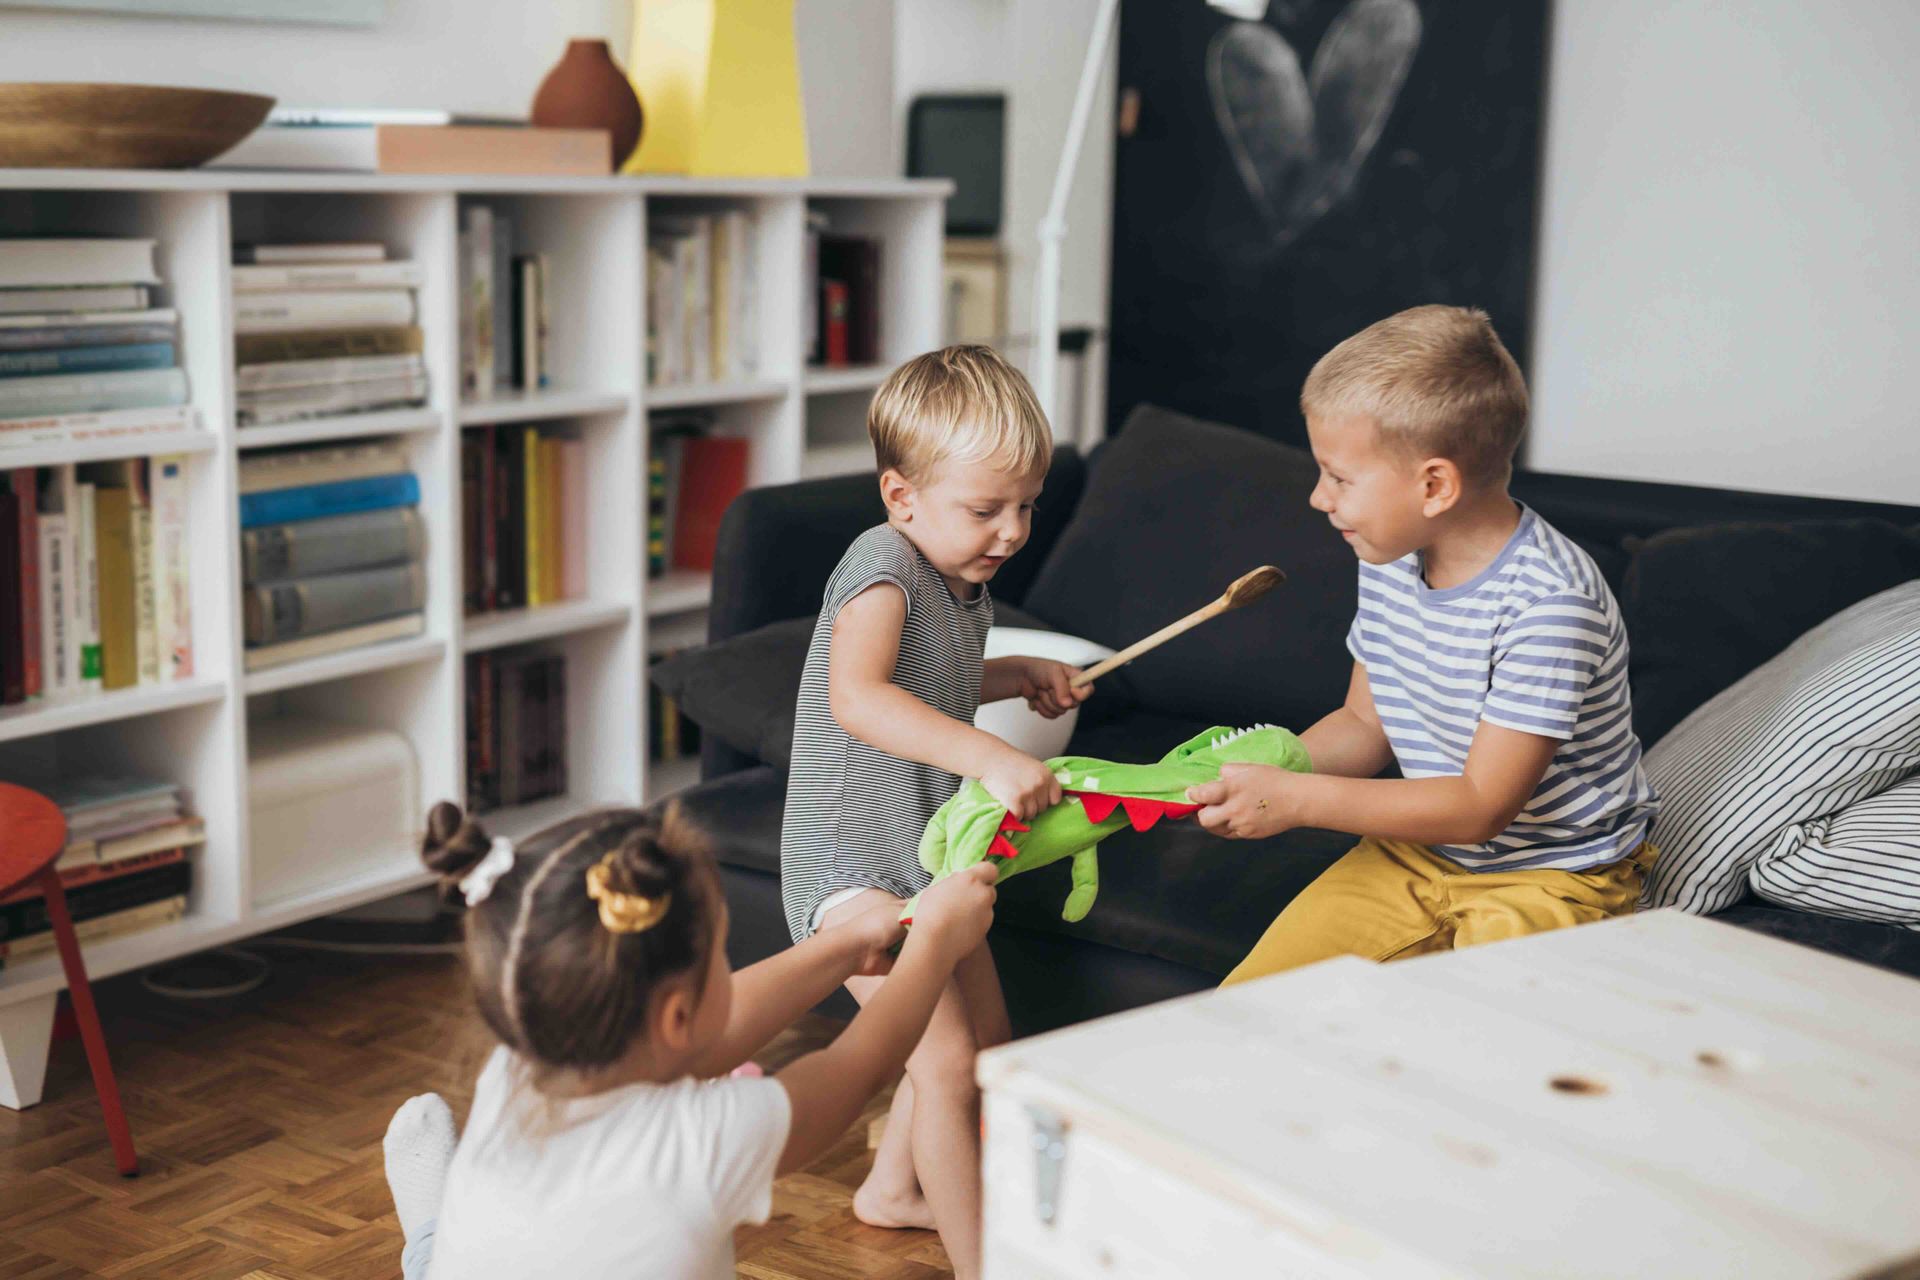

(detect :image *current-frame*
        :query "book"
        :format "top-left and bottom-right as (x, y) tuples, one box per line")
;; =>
(265, 107), (520, 127)
(243, 561), (427, 647)
(559, 438), (587, 600)
(234, 326), (423, 365)
(70, 474), (102, 690)
(0, 319), (176, 354)
(147, 455), (191, 682)
(239, 440), (407, 495)
(58, 814), (202, 872)
(231, 262), (425, 292)
(821, 278), (850, 365)
(0, 895), (187, 965)
(0, 488), (19, 702)
(819, 235), (881, 364)
(211, 123), (610, 175)
(0, 405), (197, 453)
(523, 427), (547, 605)
(235, 353), (424, 394)
(540, 434), (564, 602)
(236, 372), (429, 425)
(461, 205), (495, 396)
(242, 506), (424, 583)
(45, 774), (177, 819)
(0, 285), (151, 315)
(647, 452), (667, 577)
(234, 289), (415, 336)
(511, 253), (543, 390)
(36, 507), (68, 692)
(466, 652), (494, 809)
(243, 610), (424, 672)
(0, 860), (190, 943)
(8, 470), (39, 696)
(235, 242), (385, 264)
(0, 239), (159, 289)
(7, 844), (193, 908)
(90, 480), (136, 690)
(671, 436), (750, 571)
(117, 461), (159, 686)
(238, 472), (420, 529)
(546, 654), (568, 798)
(461, 432), (485, 613)
(491, 215), (514, 394)
(0, 367), (188, 418)
(492, 427), (525, 609)
(0, 342), (176, 378)
(0, 307), (176, 335)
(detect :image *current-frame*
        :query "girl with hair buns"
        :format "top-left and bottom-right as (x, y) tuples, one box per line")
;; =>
(380, 799), (998, 1280)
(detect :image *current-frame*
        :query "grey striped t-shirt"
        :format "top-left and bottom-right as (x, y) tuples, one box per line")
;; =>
(779, 524), (992, 941)
(1346, 505), (1657, 871)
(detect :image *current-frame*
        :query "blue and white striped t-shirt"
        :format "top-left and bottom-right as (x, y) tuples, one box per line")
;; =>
(1346, 505), (1657, 872)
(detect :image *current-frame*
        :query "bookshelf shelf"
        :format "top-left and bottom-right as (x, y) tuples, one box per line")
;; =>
(0, 427), (216, 473)
(242, 635), (447, 697)
(645, 570), (713, 617)
(645, 755), (702, 802)
(647, 378), (790, 411)
(0, 172), (945, 1094)
(803, 364), (891, 396)
(462, 600), (632, 653)
(0, 676), (228, 745)
(236, 406), (443, 451)
(458, 387), (631, 425)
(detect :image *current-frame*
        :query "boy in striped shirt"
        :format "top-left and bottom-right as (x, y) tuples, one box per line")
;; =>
(1187, 306), (1658, 981)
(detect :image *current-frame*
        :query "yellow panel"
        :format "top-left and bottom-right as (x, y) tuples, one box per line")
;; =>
(625, 0), (807, 178)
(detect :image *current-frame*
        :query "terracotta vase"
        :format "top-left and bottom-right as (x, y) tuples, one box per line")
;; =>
(530, 38), (644, 171)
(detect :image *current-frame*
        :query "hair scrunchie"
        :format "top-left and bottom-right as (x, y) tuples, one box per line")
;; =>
(585, 851), (671, 934)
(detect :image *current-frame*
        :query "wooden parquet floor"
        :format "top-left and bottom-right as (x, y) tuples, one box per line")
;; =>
(0, 946), (951, 1279)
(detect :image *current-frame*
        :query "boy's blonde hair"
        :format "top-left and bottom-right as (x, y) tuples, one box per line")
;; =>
(1301, 305), (1529, 487)
(868, 344), (1052, 482)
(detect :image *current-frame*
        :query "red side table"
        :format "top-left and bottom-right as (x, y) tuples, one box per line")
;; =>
(0, 782), (138, 1175)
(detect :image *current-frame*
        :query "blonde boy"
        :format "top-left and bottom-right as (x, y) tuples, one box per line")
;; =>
(1189, 306), (1658, 980)
(780, 344), (1086, 1278)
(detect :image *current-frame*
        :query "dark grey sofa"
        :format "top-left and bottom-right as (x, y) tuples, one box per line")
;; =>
(659, 405), (1920, 1034)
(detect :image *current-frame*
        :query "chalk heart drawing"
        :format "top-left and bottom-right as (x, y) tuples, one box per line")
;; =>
(1207, 0), (1422, 251)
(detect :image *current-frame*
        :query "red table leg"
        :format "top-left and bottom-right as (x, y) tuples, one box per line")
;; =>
(39, 870), (138, 1177)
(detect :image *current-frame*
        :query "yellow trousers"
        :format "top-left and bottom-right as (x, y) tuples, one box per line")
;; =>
(1222, 838), (1657, 986)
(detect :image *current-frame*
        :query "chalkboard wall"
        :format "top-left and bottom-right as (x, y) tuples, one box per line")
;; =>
(1107, 0), (1550, 447)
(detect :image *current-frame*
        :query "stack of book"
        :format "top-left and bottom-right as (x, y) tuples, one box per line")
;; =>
(211, 108), (609, 176)
(459, 206), (551, 398)
(0, 776), (200, 969)
(647, 414), (749, 577)
(647, 651), (702, 766)
(238, 441), (426, 670)
(1, 458), (193, 704)
(0, 238), (198, 452)
(233, 243), (428, 426)
(805, 216), (881, 367)
(461, 425), (586, 614)
(647, 211), (759, 387)
(465, 650), (567, 813)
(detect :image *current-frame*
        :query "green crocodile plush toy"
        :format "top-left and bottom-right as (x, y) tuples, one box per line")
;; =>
(903, 724), (1312, 925)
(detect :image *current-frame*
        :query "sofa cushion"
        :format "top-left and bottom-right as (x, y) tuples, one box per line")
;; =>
(652, 603), (1057, 770)
(1023, 405), (1358, 732)
(1622, 519), (1920, 746)
(1642, 581), (1920, 918)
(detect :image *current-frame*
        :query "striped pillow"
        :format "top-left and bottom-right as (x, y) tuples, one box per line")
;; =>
(1641, 580), (1920, 920)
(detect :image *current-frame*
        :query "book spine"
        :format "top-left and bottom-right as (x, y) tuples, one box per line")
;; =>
(91, 483), (136, 690)
(473, 652), (496, 810)
(0, 405), (196, 454)
(559, 438), (587, 600)
(478, 426), (498, 610)
(540, 435), (563, 603)
(0, 858), (190, 942)
(0, 367), (188, 418)
(0, 846), (188, 909)
(243, 561), (427, 647)
(237, 472), (420, 530)
(0, 307), (175, 334)
(236, 373), (428, 426)
(0, 896), (187, 961)
(461, 434), (483, 614)
(0, 342), (176, 378)
(148, 455), (191, 681)
(465, 205), (495, 395)
(234, 353), (423, 394)
(0, 285), (150, 316)
(493, 428), (523, 609)
(36, 510), (68, 692)
(73, 477), (102, 690)
(242, 507), (422, 583)
(523, 428), (547, 606)
(0, 323), (175, 353)
(0, 238), (157, 289)
(230, 262), (425, 292)
(497, 656), (524, 806)
(548, 654), (567, 798)
(233, 290), (415, 336)
(233, 326), (422, 365)
(131, 475), (158, 686)
(9, 471), (39, 696)
(491, 215), (513, 393)
(647, 452), (667, 578)
(535, 253), (551, 389)
(236, 243), (386, 264)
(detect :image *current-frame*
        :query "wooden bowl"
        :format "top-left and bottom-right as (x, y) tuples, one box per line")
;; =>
(0, 83), (275, 169)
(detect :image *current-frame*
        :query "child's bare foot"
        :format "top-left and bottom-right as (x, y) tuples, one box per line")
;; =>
(852, 1181), (936, 1230)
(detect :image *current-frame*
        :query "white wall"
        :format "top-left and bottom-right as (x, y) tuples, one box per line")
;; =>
(1528, 0), (1919, 504)
(0, 0), (893, 177)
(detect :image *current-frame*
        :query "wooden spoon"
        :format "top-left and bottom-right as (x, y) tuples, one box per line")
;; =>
(1068, 565), (1286, 689)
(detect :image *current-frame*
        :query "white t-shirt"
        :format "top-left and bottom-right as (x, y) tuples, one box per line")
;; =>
(426, 1048), (792, 1280)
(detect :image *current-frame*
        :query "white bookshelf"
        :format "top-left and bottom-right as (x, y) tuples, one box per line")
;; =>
(0, 169), (947, 1108)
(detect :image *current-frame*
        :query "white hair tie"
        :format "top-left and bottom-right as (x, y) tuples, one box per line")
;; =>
(459, 836), (517, 907)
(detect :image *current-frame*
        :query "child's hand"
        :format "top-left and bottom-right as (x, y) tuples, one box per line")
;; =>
(911, 862), (999, 960)
(981, 747), (1064, 820)
(1013, 656), (1092, 720)
(1186, 763), (1299, 840)
(844, 900), (909, 976)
